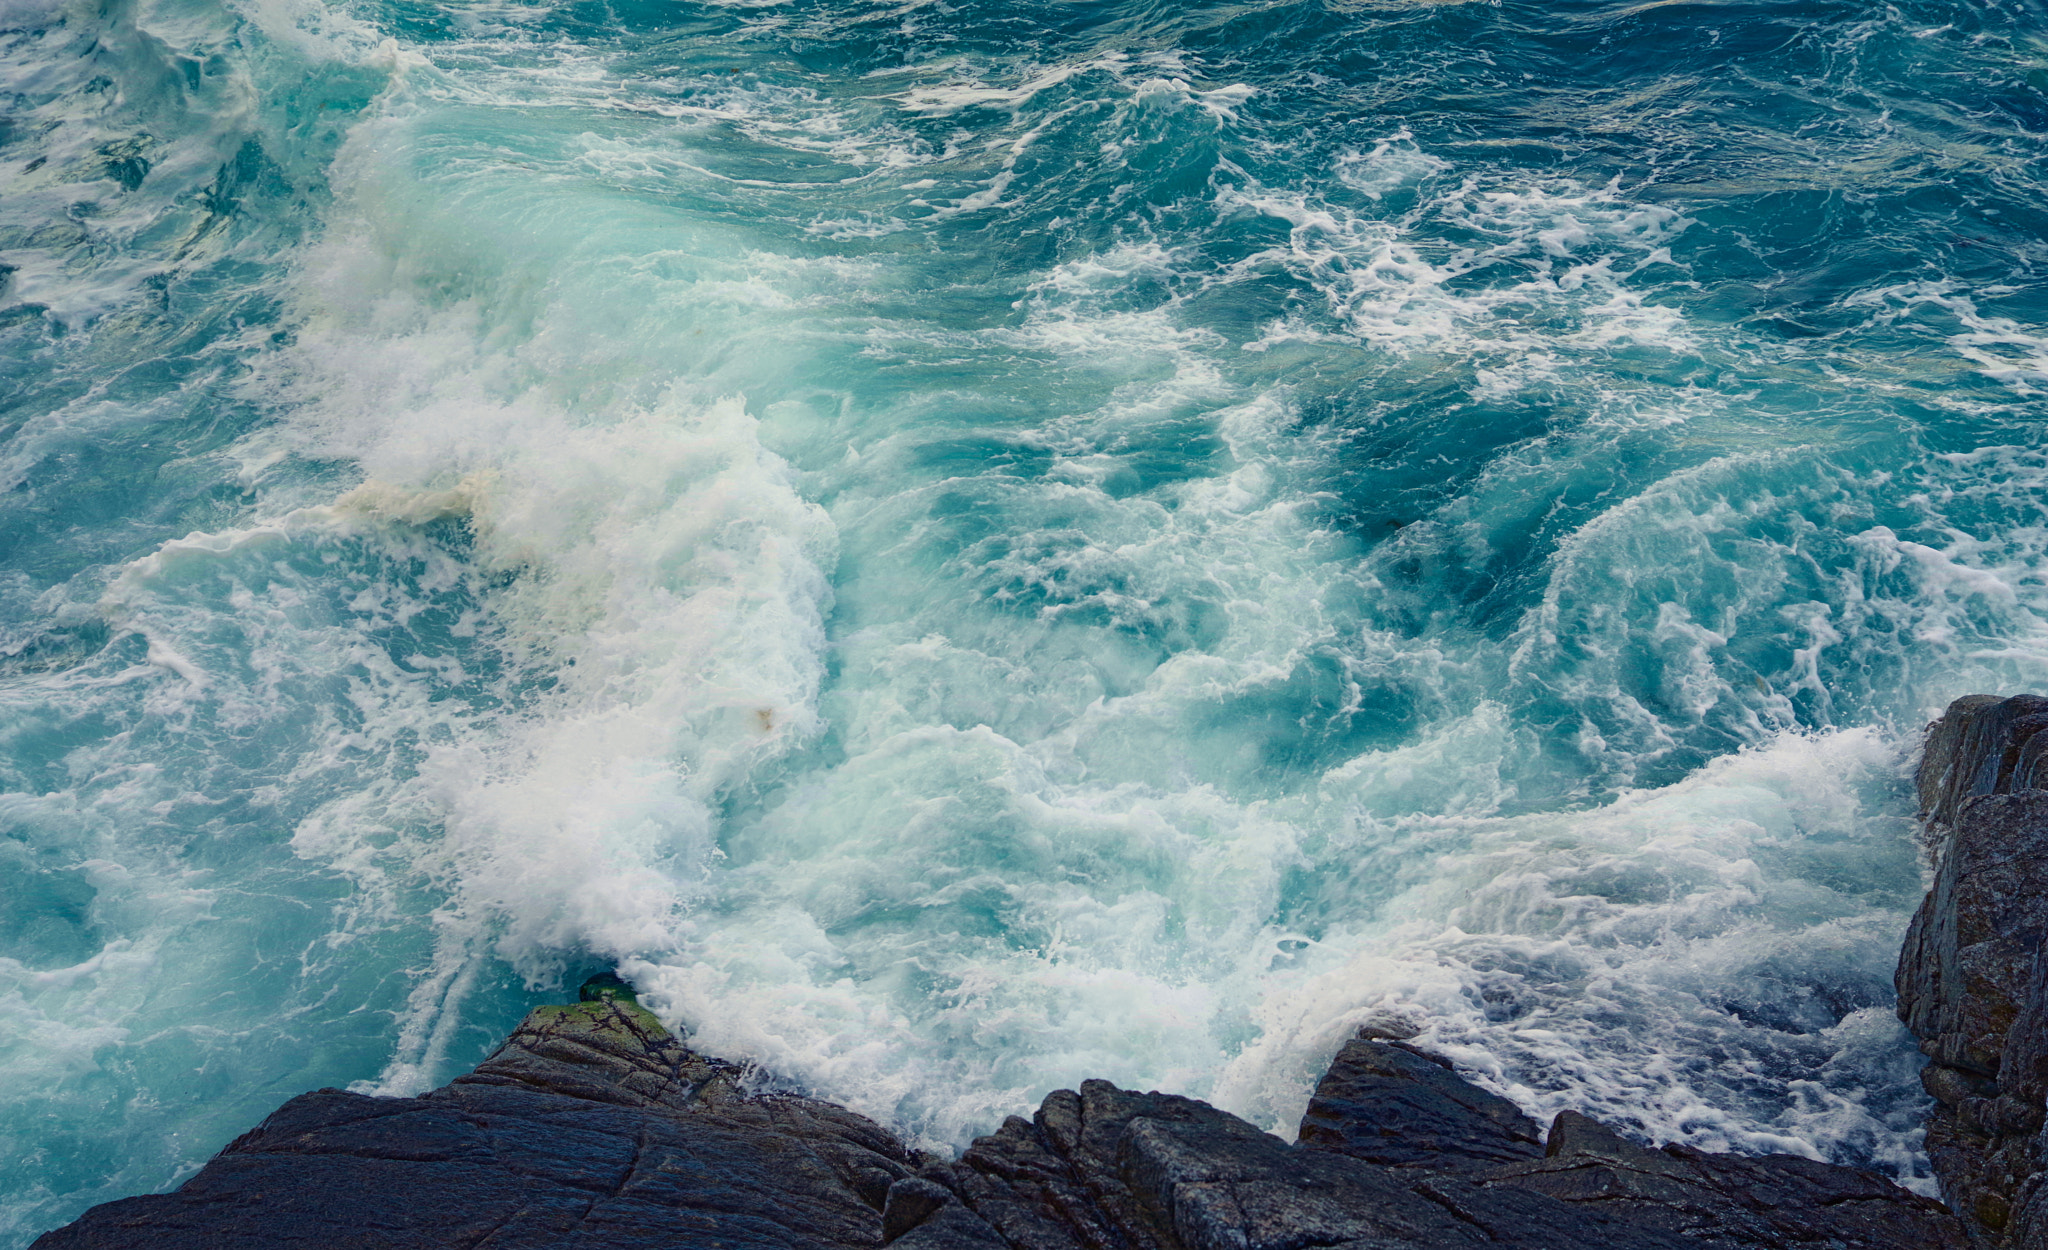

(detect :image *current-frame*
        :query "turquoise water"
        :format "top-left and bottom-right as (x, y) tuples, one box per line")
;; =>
(5, 0), (2048, 1237)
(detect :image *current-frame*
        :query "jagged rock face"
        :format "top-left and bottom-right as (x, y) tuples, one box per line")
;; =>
(36, 983), (1962, 1250)
(1899, 694), (2048, 1246)
(894, 1042), (1959, 1250)
(32, 998), (924, 1249)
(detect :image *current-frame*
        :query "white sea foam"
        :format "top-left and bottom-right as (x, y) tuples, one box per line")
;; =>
(11, 12), (2048, 1239)
(1220, 728), (1924, 1150)
(1234, 178), (1696, 361)
(223, 95), (1988, 1181)
(1843, 281), (2048, 395)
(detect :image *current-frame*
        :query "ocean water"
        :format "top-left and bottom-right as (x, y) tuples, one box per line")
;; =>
(4, 0), (2048, 1237)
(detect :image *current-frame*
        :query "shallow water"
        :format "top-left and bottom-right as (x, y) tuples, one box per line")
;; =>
(4, 0), (2048, 1238)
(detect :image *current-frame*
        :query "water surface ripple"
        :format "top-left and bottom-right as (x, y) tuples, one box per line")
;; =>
(3, 0), (2047, 1239)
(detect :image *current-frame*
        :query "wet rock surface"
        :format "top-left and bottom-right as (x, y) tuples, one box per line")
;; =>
(1899, 694), (2048, 1246)
(32, 992), (924, 1249)
(37, 980), (1963, 1249)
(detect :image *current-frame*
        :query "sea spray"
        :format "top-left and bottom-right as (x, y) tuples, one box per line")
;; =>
(6, 0), (2048, 1240)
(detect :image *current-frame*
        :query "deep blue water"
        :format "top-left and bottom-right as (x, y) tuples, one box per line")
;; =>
(4, 0), (2048, 1239)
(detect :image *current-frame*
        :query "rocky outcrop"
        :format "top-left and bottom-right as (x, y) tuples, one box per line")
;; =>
(38, 978), (1962, 1249)
(1899, 694), (2048, 1245)
(33, 980), (928, 1249)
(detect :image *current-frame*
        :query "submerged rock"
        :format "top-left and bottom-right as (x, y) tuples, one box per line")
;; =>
(1899, 694), (2048, 1246)
(37, 977), (1962, 1249)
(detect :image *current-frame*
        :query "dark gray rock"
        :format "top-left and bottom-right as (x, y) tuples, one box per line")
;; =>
(1898, 791), (2048, 1078)
(896, 1049), (1956, 1250)
(33, 995), (919, 1250)
(1484, 1109), (1961, 1249)
(913, 1075), (1500, 1250)
(1297, 1038), (1544, 1170)
(1915, 694), (2048, 834)
(1898, 694), (2048, 1245)
(37, 991), (1964, 1248)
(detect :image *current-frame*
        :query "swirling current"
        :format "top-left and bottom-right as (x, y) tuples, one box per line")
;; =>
(4, 0), (2048, 1239)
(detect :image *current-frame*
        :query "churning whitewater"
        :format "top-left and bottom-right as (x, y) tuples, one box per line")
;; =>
(5, 0), (2048, 1240)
